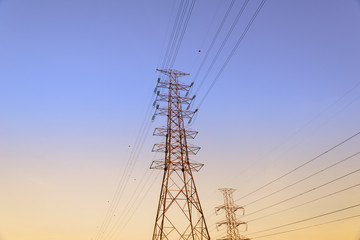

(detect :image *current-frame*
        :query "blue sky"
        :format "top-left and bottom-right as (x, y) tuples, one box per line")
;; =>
(1, 1), (360, 240)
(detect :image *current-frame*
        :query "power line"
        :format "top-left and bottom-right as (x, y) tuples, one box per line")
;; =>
(243, 151), (360, 207)
(113, 171), (162, 238)
(161, 0), (186, 68)
(162, 0), (197, 69)
(99, 86), (157, 236)
(168, 0), (196, 68)
(250, 214), (360, 239)
(244, 167), (360, 217)
(228, 80), (360, 190)
(192, 0), (243, 95)
(264, 79), (360, 158)
(94, 111), (152, 240)
(96, 86), (159, 240)
(94, 73), (158, 240)
(96, 119), (154, 240)
(203, 131), (360, 225)
(104, 155), (158, 239)
(163, 0), (190, 68)
(94, 0), (197, 238)
(196, 0), (267, 109)
(98, 0), (196, 237)
(247, 203), (360, 236)
(247, 182), (360, 223)
(189, 0), (236, 89)
(108, 7), (190, 229)
(154, 1), (178, 70)
(107, 171), (161, 239)
(236, 129), (360, 202)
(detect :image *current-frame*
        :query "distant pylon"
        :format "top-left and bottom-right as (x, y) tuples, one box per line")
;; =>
(215, 188), (249, 240)
(151, 68), (210, 240)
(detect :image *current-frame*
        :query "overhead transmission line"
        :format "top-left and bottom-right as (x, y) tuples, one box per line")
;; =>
(236, 129), (360, 202)
(94, 0), (197, 238)
(250, 214), (360, 239)
(188, 0), (235, 86)
(244, 166), (360, 217)
(247, 203), (360, 236)
(94, 68), (165, 240)
(201, 86), (360, 228)
(187, 0), (267, 127)
(97, 71), (172, 239)
(96, 1), (197, 238)
(104, 171), (153, 238)
(242, 151), (360, 207)
(204, 130), (360, 224)
(96, 104), (157, 240)
(207, 181), (360, 234)
(94, 88), (156, 240)
(247, 182), (360, 223)
(202, 60), (360, 210)
(160, 0), (186, 68)
(119, 0), (196, 220)
(163, 0), (190, 68)
(193, 0), (249, 95)
(195, 0), (267, 109)
(266, 79), (360, 157)
(168, 0), (196, 68)
(227, 79), (360, 188)
(103, 155), (159, 240)
(196, 2), (359, 236)
(161, 0), (196, 69)
(106, 171), (161, 240)
(112, 172), (162, 239)
(190, 0), (244, 95)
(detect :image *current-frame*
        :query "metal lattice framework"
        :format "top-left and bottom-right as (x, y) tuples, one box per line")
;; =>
(215, 188), (249, 240)
(151, 68), (210, 240)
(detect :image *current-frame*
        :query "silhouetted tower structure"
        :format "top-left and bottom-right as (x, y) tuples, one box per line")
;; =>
(151, 68), (210, 240)
(215, 188), (249, 240)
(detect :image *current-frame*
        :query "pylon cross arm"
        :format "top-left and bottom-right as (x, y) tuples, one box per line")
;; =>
(156, 68), (189, 76)
(157, 82), (191, 91)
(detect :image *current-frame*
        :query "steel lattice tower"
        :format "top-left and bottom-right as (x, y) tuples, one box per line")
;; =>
(215, 188), (249, 240)
(150, 68), (210, 240)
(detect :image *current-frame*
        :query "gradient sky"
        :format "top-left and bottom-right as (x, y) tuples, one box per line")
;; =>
(1, 0), (360, 240)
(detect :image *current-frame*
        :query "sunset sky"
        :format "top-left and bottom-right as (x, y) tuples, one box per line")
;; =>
(1, 0), (360, 240)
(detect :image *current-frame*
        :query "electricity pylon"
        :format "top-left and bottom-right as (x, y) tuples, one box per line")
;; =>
(215, 188), (249, 240)
(150, 68), (210, 240)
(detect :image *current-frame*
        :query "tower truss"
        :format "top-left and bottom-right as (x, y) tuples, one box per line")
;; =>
(215, 188), (249, 240)
(151, 68), (210, 240)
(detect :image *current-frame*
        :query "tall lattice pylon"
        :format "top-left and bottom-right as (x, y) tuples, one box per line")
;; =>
(215, 188), (249, 240)
(150, 68), (210, 240)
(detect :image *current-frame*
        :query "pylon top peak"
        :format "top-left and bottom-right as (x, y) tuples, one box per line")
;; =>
(219, 188), (236, 193)
(156, 68), (189, 76)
